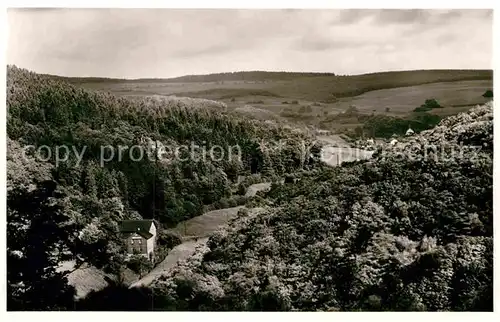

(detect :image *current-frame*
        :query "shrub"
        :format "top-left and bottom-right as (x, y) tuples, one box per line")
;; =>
(422, 98), (442, 109)
(126, 254), (153, 277)
(482, 90), (493, 98)
(237, 182), (249, 195)
(157, 231), (183, 249)
(413, 106), (433, 113)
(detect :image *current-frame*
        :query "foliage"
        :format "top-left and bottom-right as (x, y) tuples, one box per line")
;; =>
(6, 66), (317, 309)
(413, 98), (442, 113)
(423, 98), (442, 109)
(7, 181), (78, 310)
(350, 113), (442, 138)
(7, 65), (315, 226)
(126, 255), (153, 277)
(157, 231), (183, 249)
(152, 104), (493, 311)
(482, 90), (493, 98)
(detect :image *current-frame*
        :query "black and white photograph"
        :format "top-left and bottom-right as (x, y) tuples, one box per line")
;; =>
(3, 5), (495, 313)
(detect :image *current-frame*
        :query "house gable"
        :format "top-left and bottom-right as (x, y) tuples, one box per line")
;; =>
(120, 220), (158, 260)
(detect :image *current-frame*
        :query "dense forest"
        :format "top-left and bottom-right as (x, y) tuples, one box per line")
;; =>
(6, 66), (493, 311)
(122, 103), (491, 311)
(6, 66), (320, 310)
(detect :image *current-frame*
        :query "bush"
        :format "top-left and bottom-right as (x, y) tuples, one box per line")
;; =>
(217, 198), (230, 209)
(482, 90), (493, 98)
(413, 106), (433, 113)
(422, 98), (442, 109)
(126, 254), (153, 277)
(157, 231), (183, 249)
(237, 182), (249, 195)
(298, 105), (313, 113)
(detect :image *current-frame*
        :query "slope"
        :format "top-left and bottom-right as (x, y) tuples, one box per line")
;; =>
(147, 102), (493, 311)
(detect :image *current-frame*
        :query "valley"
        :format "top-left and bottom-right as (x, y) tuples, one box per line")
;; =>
(6, 66), (493, 311)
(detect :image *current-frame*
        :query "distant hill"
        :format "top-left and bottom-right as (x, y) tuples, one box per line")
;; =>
(44, 70), (337, 84)
(150, 71), (337, 83)
(41, 69), (493, 102)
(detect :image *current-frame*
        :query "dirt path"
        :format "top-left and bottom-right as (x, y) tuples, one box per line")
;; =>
(130, 237), (208, 288)
(129, 183), (271, 289)
(169, 206), (245, 238)
(244, 182), (271, 197)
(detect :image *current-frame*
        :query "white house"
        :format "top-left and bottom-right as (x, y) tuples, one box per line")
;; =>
(120, 220), (158, 262)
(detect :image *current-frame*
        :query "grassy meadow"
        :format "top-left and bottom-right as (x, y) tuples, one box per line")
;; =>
(56, 69), (493, 137)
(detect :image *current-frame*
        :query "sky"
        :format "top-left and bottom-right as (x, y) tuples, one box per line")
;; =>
(6, 8), (493, 79)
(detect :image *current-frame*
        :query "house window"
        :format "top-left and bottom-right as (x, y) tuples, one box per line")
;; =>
(131, 240), (134, 245)
(138, 240), (142, 244)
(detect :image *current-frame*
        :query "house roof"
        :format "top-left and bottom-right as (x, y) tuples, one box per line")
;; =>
(120, 220), (155, 239)
(130, 230), (153, 239)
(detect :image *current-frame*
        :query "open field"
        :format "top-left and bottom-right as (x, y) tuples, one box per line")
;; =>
(343, 80), (492, 115)
(54, 69), (493, 135)
(57, 69), (492, 101)
(168, 183), (272, 238)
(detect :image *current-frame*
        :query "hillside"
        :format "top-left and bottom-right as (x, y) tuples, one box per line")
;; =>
(6, 66), (319, 310)
(47, 69), (493, 103)
(132, 103), (492, 311)
(6, 66), (493, 311)
(47, 71), (337, 84)
(47, 69), (493, 137)
(170, 69), (493, 101)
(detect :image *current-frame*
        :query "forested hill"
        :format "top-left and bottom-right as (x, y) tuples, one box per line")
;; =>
(144, 103), (493, 311)
(141, 71), (338, 83)
(44, 68), (493, 105)
(42, 69), (492, 86)
(45, 71), (337, 84)
(6, 65), (319, 310)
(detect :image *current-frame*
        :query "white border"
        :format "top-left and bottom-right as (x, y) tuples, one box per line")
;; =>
(0, 0), (497, 9)
(1, 0), (499, 8)
(1, 1), (498, 321)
